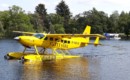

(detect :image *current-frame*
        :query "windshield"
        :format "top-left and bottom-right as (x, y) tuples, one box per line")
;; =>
(33, 33), (44, 39)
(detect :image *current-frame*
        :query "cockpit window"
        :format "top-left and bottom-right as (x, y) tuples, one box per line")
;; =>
(33, 33), (44, 39)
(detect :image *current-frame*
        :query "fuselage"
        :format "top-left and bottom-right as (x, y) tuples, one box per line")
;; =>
(17, 33), (90, 50)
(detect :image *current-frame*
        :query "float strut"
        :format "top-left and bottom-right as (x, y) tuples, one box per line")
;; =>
(34, 45), (42, 61)
(23, 47), (27, 53)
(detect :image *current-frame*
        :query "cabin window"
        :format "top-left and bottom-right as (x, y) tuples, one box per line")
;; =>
(61, 40), (63, 42)
(33, 33), (44, 39)
(68, 41), (70, 44)
(50, 37), (53, 41)
(64, 40), (67, 43)
(55, 38), (58, 41)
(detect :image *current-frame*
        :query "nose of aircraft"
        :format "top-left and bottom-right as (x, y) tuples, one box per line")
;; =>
(14, 36), (32, 48)
(14, 36), (20, 41)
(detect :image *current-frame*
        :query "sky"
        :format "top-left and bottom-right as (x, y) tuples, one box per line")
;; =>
(0, 0), (130, 16)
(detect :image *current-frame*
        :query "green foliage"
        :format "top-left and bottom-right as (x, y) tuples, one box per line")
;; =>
(47, 13), (64, 33)
(0, 21), (4, 37)
(118, 12), (130, 37)
(0, 11), (10, 30)
(56, 0), (70, 17)
(35, 4), (47, 16)
(0, 21), (4, 32)
(56, 0), (71, 33)
(48, 13), (64, 24)
(88, 8), (108, 34)
(74, 8), (108, 34)
(108, 11), (119, 32)
(0, 1), (130, 38)
(35, 4), (49, 32)
(53, 24), (65, 33)
(0, 5), (34, 37)
(68, 18), (78, 33)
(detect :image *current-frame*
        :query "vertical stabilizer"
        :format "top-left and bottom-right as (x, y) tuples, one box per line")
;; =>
(83, 25), (91, 35)
(83, 25), (91, 43)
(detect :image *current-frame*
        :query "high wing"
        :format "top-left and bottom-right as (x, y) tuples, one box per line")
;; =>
(13, 25), (105, 38)
(13, 31), (104, 38)
(13, 31), (105, 38)
(45, 34), (105, 38)
(13, 31), (35, 35)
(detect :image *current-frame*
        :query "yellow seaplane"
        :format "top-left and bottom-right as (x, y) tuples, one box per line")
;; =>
(4, 25), (104, 62)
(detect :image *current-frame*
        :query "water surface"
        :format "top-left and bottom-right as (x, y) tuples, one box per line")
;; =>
(0, 39), (130, 80)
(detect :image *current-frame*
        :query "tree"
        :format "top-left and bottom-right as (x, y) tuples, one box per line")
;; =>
(0, 11), (10, 31)
(48, 13), (64, 24)
(108, 11), (119, 32)
(28, 13), (42, 32)
(76, 8), (108, 34)
(56, 0), (71, 33)
(75, 16), (86, 33)
(53, 24), (65, 33)
(0, 21), (4, 37)
(118, 11), (130, 38)
(1, 5), (34, 37)
(48, 13), (65, 33)
(9, 5), (33, 30)
(35, 4), (49, 32)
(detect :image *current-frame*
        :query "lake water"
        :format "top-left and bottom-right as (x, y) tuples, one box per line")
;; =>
(0, 39), (130, 80)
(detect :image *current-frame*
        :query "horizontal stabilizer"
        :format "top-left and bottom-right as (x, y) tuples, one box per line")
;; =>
(87, 42), (102, 45)
(85, 37), (102, 46)
(94, 37), (99, 46)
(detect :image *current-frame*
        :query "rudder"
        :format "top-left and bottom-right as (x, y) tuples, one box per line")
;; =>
(83, 25), (91, 43)
(83, 25), (91, 35)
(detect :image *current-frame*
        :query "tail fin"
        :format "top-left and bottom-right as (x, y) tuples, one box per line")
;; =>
(83, 25), (91, 42)
(83, 25), (91, 35)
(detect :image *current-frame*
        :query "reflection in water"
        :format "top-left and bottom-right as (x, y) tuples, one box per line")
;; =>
(21, 58), (89, 80)
(88, 57), (101, 80)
